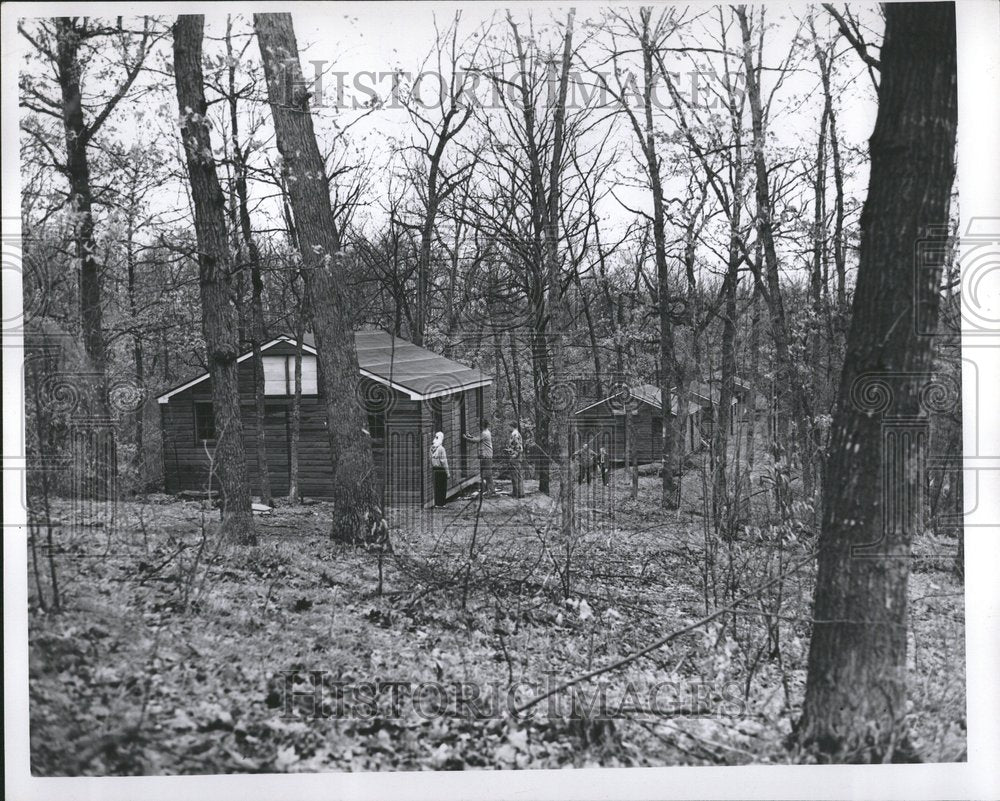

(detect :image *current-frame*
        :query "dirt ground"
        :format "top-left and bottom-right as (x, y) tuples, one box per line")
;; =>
(26, 465), (966, 774)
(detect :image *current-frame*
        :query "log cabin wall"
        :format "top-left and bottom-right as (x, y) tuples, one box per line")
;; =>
(161, 338), (493, 507)
(572, 399), (703, 466)
(419, 382), (490, 504)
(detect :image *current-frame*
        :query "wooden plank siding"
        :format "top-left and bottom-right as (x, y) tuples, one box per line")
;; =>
(571, 399), (703, 466)
(160, 338), (492, 506)
(419, 383), (489, 505)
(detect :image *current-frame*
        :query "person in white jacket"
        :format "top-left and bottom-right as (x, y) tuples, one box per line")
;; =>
(429, 431), (450, 507)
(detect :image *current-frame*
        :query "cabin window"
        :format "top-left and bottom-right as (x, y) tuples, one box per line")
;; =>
(193, 401), (215, 442)
(652, 416), (663, 440)
(262, 354), (318, 395)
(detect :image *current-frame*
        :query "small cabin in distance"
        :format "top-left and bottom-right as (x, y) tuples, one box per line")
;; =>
(572, 383), (705, 465)
(156, 331), (492, 507)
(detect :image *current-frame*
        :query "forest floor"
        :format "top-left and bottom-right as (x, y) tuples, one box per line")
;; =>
(27, 462), (966, 774)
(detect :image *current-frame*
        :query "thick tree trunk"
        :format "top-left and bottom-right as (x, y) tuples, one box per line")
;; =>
(797, 2), (957, 762)
(55, 18), (107, 405)
(174, 15), (255, 545)
(254, 13), (381, 542)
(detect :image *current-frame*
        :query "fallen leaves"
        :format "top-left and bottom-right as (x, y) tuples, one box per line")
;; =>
(26, 491), (966, 774)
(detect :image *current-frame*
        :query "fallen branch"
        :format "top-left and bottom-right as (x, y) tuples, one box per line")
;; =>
(513, 550), (816, 716)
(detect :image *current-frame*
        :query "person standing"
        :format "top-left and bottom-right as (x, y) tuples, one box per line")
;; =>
(465, 419), (495, 496)
(577, 441), (595, 484)
(429, 431), (450, 507)
(507, 425), (525, 498)
(597, 445), (609, 486)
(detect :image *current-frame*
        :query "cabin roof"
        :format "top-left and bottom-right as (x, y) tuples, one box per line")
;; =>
(156, 330), (491, 404)
(575, 383), (702, 417)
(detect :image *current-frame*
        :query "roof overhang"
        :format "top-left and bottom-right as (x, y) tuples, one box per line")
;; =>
(157, 335), (490, 404)
(575, 395), (662, 415)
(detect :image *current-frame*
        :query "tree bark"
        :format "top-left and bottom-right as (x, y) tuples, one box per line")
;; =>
(173, 14), (255, 545)
(288, 299), (307, 503)
(254, 13), (381, 541)
(55, 19), (104, 388)
(713, 76), (744, 532)
(226, 25), (272, 507)
(797, 2), (957, 762)
(738, 6), (816, 515)
(636, 9), (679, 509)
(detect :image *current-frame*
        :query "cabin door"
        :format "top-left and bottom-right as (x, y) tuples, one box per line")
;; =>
(458, 392), (469, 477)
(263, 405), (291, 496)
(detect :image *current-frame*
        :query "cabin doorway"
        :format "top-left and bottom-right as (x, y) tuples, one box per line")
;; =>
(259, 405), (291, 497)
(458, 391), (468, 476)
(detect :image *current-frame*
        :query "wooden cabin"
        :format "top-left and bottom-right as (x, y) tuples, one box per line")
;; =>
(572, 384), (704, 465)
(689, 380), (744, 438)
(156, 331), (492, 507)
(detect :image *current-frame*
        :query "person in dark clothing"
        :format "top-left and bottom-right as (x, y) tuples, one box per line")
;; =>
(597, 446), (609, 486)
(429, 431), (450, 507)
(577, 442), (596, 484)
(464, 419), (495, 496)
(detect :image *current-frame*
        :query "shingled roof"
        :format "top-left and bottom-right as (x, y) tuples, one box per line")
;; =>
(575, 383), (702, 417)
(348, 330), (490, 399)
(156, 330), (490, 403)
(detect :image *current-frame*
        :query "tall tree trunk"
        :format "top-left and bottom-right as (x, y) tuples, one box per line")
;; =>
(255, 13), (381, 541)
(637, 9), (679, 509)
(576, 274), (604, 397)
(126, 218), (145, 482)
(492, 327), (505, 426)
(814, 31), (848, 317)
(288, 299), (307, 503)
(510, 331), (523, 425)
(738, 6), (815, 515)
(414, 199), (435, 347)
(745, 270), (762, 484)
(55, 18), (107, 407)
(797, 2), (957, 762)
(802, 100), (829, 511)
(226, 20), (272, 507)
(545, 11), (577, 544)
(173, 14), (255, 545)
(713, 132), (743, 532)
(530, 330), (552, 495)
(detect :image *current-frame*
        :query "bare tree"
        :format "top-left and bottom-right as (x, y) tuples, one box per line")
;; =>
(394, 12), (481, 345)
(254, 12), (382, 542)
(736, 5), (817, 516)
(19, 16), (156, 397)
(221, 17), (272, 506)
(173, 14), (255, 545)
(798, 2), (957, 762)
